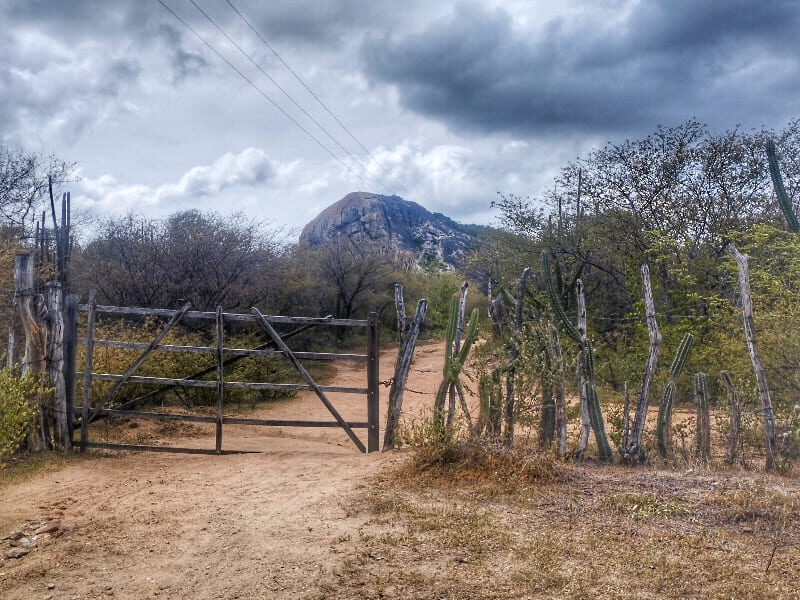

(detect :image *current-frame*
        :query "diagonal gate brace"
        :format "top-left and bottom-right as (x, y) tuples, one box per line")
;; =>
(115, 317), (331, 411)
(251, 307), (367, 453)
(89, 301), (193, 422)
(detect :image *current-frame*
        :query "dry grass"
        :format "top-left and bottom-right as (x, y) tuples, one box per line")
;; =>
(0, 451), (77, 484)
(311, 449), (800, 600)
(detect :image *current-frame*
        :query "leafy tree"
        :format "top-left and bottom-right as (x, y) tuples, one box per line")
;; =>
(74, 210), (285, 311)
(484, 119), (800, 456)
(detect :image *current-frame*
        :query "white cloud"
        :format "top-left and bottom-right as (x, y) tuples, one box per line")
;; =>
(75, 147), (278, 214)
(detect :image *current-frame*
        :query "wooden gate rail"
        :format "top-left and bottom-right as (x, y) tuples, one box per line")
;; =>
(96, 409), (369, 428)
(74, 300), (380, 454)
(78, 304), (367, 327)
(85, 373), (367, 393)
(81, 339), (368, 362)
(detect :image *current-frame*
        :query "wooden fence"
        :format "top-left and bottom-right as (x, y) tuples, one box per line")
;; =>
(73, 295), (380, 454)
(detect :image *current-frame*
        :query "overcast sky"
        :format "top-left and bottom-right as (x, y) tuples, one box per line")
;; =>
(2, 0), (798, 238)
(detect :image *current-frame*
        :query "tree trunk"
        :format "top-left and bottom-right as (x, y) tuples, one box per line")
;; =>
(729, 244), (776, 471)
(15, 253), (46, 451)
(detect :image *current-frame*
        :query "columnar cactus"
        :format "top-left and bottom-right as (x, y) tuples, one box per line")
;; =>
(767, 139), (799, 232)
(434, 292), (479, 429)
(477, 370), (503, 438)
(583, 339), (613, 461)
(694, 372), (711, 462)
(543, 250), (612, 461)
(656, 332), (693, 457)
(542, 252), (581, 342)
(534, 327), (556, 446)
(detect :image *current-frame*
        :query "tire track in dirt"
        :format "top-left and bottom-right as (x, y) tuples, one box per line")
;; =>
(0, 342), (445, 599)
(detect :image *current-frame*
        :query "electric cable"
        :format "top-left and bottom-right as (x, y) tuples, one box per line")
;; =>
(188, 0), (385, 190)
(225, 0), (408, 194)
(157, 0), (372, 188)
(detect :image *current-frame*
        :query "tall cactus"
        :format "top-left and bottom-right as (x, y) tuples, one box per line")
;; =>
(656, 332), (693, 458)
(767, 139), (799, 232)
(583, 340), (613, 461)
(548, 324), (568, 456)
(434, 291), (479, 430)
(694, 372), (711, 463)
(542, 252), (581, 342)
(543, 251), (612, 461)
(477, 369), (503, 438)
(534, 327), (556, 446)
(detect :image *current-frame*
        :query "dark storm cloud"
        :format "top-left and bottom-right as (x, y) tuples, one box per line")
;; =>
(360, 0), (800, 136)
(233, 0), (395, 47)
(0, 0), (215, 146)
(1, 0), (152, 36)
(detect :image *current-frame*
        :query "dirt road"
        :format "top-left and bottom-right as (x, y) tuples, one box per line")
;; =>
(0, 341), (446, 600)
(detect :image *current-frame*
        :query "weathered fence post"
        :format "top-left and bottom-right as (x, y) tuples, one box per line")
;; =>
(215, 306), (224, 454)
(575, 280), (591, 456)
(47, 281), (70, 450)
(720, 371), (742, 465)
(621, 264), (661, 464)
(384, 290), (427, 450)
(367, 311), (380, 452)
(81, 290), (97, 451)
(729, 243), (776, 471)
(395, 284), (406, 345)
(64, 294), (79, 447)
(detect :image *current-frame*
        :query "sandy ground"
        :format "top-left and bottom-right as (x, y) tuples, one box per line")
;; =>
(0, 341), (448, 600)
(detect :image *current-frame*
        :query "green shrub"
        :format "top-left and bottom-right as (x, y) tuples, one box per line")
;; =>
(0, 369), (40, 458)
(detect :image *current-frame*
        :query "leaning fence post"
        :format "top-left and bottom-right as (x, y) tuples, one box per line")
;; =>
(81, 290), (97, 451)
(367, 312), (380, 453)
(729, 243), (776, 471)
(384, 298), (427, 450)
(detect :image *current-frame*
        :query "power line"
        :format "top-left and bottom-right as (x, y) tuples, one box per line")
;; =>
(224, 0), (408, 194)
(156, 0), (372, 188)
(187, 0), (385, 191)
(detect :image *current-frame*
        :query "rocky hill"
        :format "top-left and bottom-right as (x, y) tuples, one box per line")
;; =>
(299, 192), (486, 271)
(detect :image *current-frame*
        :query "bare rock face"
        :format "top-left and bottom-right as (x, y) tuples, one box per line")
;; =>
(299, 192), (477, 270)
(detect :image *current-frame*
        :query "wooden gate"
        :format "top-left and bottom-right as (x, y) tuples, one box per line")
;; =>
(74, 294), (380, 454)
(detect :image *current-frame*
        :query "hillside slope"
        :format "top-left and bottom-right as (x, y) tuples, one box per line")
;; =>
(300, 191), (486, 270)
